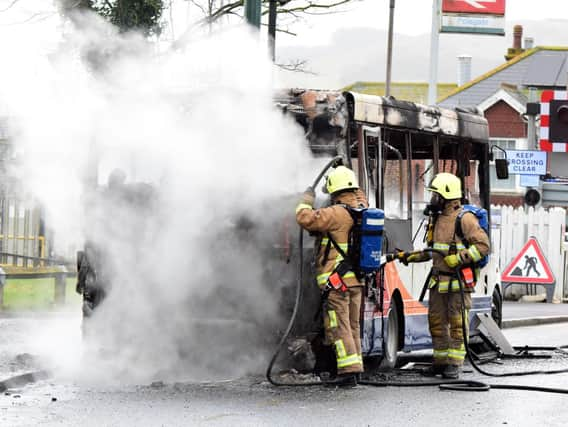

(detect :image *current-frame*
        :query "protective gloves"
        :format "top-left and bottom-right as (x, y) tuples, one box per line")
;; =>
(398, 251), (425, 266)
(296, 186), (315, 214)
(301, 186), (315, 205)
(304, 186), (315, 198)
(444, 253), (462, 269)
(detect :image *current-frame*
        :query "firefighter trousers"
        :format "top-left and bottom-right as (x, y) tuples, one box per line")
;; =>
(323, 286), (364, 375)
(428, 285), (472, 367)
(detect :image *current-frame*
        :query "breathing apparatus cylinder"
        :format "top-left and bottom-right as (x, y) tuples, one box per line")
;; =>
(357, 208), (385, 273)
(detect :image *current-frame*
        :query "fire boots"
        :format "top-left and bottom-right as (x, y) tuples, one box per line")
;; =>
(325, 373), (358, 388)
(421, 364), (460, 379)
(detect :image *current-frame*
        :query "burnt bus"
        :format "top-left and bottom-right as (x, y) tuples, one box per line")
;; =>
(277, 90), (507, 370)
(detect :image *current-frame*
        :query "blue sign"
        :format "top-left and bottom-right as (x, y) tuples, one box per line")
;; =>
(505, 150), (547, 176)
(520, 174), (540, 187)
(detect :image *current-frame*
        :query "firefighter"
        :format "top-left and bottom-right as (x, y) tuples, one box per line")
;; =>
(295, 165), (368, 387)
(399, 172), (490, 379)
(78, 168), (129, 318)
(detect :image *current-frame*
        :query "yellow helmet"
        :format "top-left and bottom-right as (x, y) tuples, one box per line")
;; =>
(428, 172), (462, 200)
(325, 166), (358, 195)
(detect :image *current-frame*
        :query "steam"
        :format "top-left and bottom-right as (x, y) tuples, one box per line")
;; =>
(0, 10), (322, 383)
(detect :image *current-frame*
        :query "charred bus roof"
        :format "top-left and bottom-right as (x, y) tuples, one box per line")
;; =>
(277, 89), (489, 161)
(343, 91), (489, 144)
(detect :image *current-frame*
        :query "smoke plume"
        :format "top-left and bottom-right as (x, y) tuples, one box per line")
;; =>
(0, 8), (322, 383)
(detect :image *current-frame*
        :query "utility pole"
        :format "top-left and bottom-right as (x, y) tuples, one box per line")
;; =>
(244, 0), (261, 28)
(428, 0), (441, 105)
(268, 1), (291, 62)
(385, 0), (395, 97)
(268, 0), (277, 61)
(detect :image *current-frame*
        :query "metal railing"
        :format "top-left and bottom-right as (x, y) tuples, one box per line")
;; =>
(0, 197), (47, 268)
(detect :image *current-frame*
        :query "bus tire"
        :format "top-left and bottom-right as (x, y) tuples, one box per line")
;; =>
(491, 287), (503, 328)
(378, 299), (400, 371)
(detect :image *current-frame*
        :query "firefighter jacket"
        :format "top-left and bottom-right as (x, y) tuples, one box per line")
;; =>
(428, 200), (490, 293)
(296, 189), (368, 289)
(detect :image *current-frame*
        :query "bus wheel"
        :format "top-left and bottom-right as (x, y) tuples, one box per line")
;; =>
(491, 287), (503, 328)
(378, 300), (400, 371)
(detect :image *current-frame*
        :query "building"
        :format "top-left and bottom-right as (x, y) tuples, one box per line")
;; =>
(438, 26), (568, 209)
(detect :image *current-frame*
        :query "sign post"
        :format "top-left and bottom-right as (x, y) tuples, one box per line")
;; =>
(441, 0), (506, 35)
(501, 237), (556, 303)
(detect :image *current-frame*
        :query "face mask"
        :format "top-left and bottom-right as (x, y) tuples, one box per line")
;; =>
(424, 193), (445, 215)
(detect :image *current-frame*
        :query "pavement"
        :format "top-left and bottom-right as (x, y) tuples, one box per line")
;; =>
(502, 300), (568, 328)
(2, 301), (568, 329)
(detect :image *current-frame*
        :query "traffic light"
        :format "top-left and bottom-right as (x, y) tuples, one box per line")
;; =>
(539, 91), (568, 152)
(549, 100), (568, 142)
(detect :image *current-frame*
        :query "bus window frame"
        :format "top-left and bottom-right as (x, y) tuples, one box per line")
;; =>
(347, 122), (492, 223)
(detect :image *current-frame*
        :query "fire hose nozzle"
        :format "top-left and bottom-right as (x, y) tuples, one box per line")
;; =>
(331, 157), (343, 168)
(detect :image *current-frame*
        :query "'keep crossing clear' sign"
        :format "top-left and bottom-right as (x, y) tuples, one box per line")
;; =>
(505, 150), (547, 175)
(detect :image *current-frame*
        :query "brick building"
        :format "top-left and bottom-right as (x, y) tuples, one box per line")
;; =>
(438, 26), (568, 209)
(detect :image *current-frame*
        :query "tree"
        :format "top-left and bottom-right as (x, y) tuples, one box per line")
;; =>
(93, 0), (164, 36)
(178, 0), (358, 69)
(60, 0), (164, 36)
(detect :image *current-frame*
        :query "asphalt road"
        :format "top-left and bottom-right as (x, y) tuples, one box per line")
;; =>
(1, 314), (568, 427)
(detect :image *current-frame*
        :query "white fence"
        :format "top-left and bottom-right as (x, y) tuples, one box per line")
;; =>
(492, 205), (567, 302)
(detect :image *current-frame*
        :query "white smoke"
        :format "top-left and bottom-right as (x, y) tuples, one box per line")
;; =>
(0, 9), (325, 383)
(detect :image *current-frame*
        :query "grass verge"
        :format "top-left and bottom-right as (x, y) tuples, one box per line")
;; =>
(1, 277), (81, 311)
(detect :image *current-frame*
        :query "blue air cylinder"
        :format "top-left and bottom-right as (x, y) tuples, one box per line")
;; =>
(359, 208), (385, 273)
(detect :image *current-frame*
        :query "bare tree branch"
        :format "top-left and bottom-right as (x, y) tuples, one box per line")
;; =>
(1, 11), (55, 26)
(277, 0), (353, 15)
(0, 0), (21, 13)
(260, 21), (296, 36)
(188, 0), (208, 16)
(208, 0), (242, 22)
(276, 59), (317, 75)
(176, 0), (356, 46)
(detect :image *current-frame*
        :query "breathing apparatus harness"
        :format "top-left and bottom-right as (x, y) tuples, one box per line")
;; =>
(266, 161), (568, 393)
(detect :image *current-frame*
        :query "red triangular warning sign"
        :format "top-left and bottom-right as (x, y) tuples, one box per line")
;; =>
(501, 237), (555, 284)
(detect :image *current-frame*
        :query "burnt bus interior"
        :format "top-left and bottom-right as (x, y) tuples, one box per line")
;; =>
(344, 129), (491, 256)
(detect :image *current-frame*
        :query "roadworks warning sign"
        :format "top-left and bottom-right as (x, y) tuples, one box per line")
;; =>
(501, 237), (555, 284)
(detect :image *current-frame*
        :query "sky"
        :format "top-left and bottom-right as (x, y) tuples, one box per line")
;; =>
(1, 1), (567, 48)
(273, 0), (568, 88)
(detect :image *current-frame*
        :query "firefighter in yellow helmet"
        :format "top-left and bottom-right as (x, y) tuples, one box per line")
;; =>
(398, 172), (489, 379)
(295, 165), (368, 387)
